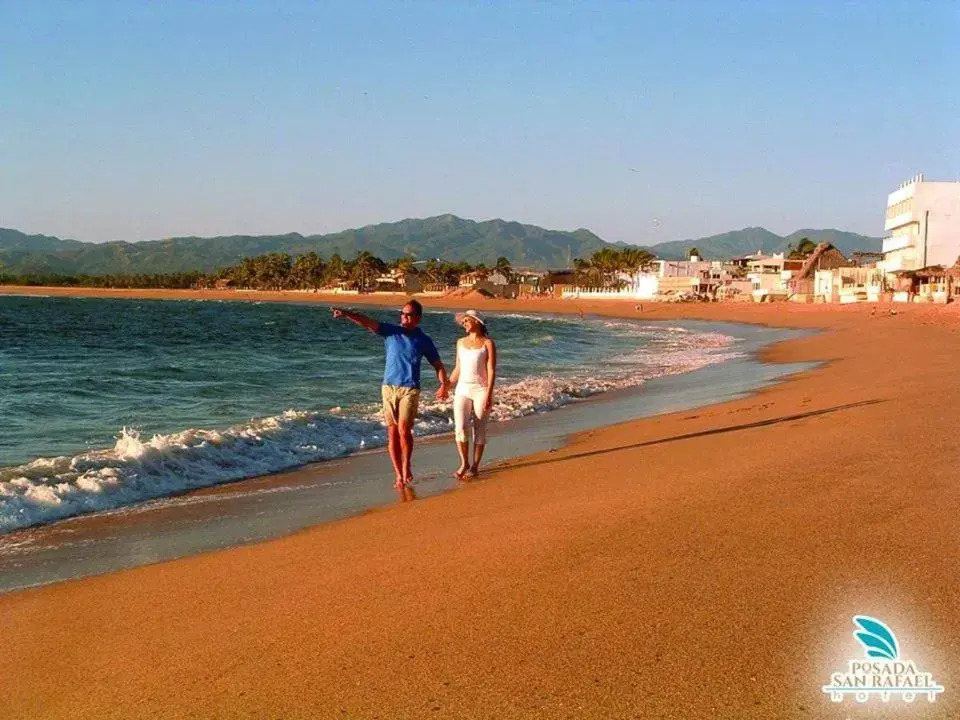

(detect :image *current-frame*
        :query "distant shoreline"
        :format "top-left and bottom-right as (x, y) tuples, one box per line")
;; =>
(0, 283), (938, 324)
(0, 284), (497, 309)
(5, 283), (960, 339)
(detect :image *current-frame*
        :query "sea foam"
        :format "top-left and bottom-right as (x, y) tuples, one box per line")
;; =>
(0, 327), (739, 532)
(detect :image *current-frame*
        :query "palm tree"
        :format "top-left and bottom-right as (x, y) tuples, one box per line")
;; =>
(350, 251), (385, 292)
(620, 247), (655, 274)
(590, 248), (622, 287)
(291, 252), (326, 290)
(788, 238), (817, 260)
(258, 253), (292, 290)
(438, 261), (463, 286)
(494, 256), (513, 282)
(234, 257), (260, 288)
(391, 256), (416, 274)
(422, 258), (443, 286)
(324, 253), (346, 286)
(572, 257), (592, 286)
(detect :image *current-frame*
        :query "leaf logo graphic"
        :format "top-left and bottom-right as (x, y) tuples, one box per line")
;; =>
(853, 616), (899, 660)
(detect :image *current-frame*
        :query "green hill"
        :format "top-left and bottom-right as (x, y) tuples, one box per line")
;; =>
(0, 218), (884, 275)
(0, 216), (613, 275)
(646, 228), (882, 260)
(0, 228), (87, 253)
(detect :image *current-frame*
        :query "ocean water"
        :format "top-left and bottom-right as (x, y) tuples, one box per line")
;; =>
(0, 296), (742, 532)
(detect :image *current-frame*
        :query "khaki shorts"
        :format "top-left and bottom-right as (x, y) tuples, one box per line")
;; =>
(381, 385), (420, 427)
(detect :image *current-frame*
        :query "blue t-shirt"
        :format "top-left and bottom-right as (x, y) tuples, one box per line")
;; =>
(377, 323), (440, 389)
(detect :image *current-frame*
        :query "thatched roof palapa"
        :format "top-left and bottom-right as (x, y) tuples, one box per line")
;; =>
(894, 265), (948, 280)
(895, 256), (960, 281)
(797, 243), (852, 280)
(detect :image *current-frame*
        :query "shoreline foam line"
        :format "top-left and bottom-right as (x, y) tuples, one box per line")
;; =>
(0, 320), (810, 594)
(0, 316), (740, 533)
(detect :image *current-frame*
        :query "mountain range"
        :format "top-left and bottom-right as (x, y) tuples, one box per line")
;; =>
(0, 216), (882, 276)
(640, 227), (883, 261)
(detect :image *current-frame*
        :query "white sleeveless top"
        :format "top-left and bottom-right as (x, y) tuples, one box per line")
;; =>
(455, 342), (488, 392)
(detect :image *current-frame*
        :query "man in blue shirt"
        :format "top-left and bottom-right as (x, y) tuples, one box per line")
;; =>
(333, 300), (449, 489)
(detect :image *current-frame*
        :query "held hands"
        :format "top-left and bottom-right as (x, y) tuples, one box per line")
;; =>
(435, 381), (450, 402)
(473, 391), (493, 421)
(484, 391), (493, 415)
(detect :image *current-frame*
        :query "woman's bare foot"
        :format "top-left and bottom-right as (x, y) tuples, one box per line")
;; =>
(394, 475), (406, 489)
(452, 465), (468, 480)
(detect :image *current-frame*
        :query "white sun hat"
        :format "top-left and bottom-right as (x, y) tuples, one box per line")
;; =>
(455, 309), (486, 327)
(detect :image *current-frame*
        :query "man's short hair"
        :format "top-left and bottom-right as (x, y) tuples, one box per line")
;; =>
(406, 299), (423, 317)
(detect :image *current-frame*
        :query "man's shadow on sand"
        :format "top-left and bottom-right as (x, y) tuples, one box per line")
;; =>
(491, 399), (886, 474)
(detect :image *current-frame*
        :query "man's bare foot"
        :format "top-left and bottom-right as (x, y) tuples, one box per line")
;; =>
(466, 466), (479, 478)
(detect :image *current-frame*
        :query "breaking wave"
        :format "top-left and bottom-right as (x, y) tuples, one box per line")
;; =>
(0, 327), (739, 532)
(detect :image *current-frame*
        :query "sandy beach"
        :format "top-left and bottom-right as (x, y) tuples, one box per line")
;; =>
(1, 288), (959, 718)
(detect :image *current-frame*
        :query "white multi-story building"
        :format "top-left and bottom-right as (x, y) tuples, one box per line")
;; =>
(882, 174), (960, 272)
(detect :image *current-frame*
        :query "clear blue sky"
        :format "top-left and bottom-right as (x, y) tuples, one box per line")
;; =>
(2, 1), (957, 245)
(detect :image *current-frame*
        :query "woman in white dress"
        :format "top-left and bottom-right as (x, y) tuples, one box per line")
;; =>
(447, 310), (497, 479)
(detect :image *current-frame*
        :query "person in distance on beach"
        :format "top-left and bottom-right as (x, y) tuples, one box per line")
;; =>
(445, 310), (497, 480)
(332, 300), (449, 488)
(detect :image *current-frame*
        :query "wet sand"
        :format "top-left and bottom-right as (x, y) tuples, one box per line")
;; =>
(1, 290), (959, 718)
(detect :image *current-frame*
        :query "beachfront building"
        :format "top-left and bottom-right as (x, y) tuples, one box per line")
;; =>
(512, 270), (547, 297)
(890, 265), (958, 303)
(486, 269), (510, 286)
(458, 270), (484, 288)
(882, 174), (960, 273)
(374, 268), (422, 293)
(555, 266), (659, 300)
(456, 268), (518, 298)
(419, 282), (458, 297)
(651, 259), (736, 299)
(513, 270), (547, 286)
(622, 270), (659, 298)
(814, 267), (886, 303)
(558, 270), (658, 300)
(458, 269), (510, 289)
(655, 259), (713, 277)
(558, 261), (738, 301)
(330, 280), (360, 294)
(788, 243), (855, 302)
(652, 260), (705, 298)
(732, 252), (803, 301)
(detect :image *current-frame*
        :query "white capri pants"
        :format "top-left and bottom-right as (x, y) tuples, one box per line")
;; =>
(453, 384), (489, 444)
